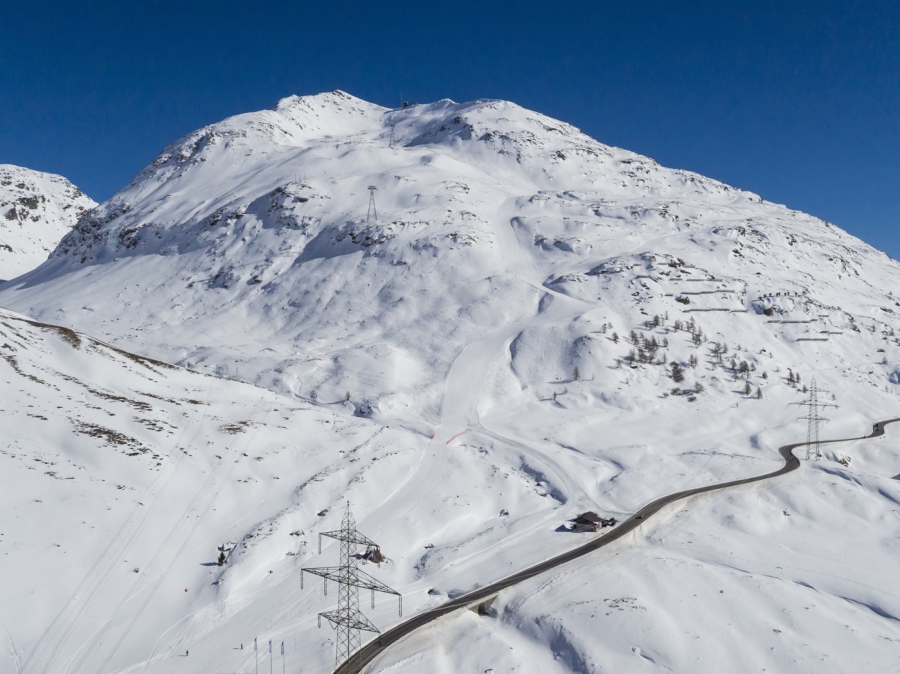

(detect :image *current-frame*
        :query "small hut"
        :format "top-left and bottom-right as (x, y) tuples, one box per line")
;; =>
(571, 511), (616, 532)
(363, 546), (385, 564)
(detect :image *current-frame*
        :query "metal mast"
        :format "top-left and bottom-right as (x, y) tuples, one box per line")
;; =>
(302, 503), (400, 670)
(366, 186), (377, 223)
(792, 376), (838, 460)
(388, 124), (396, 149)
(807, 382), (819, 460)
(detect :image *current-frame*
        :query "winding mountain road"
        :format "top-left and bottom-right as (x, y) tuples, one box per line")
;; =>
(335, 417), (900, 674)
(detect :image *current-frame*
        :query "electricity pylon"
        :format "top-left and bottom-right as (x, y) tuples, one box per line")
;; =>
(302, 503), (400, 670)
(366, 186), (377, 223)
(792, 376), (838, 460)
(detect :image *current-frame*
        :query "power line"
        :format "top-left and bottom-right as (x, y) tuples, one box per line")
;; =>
(791, 376), (838, 460)
(302, 503), (400, 670)
(366, 186), (377, 223)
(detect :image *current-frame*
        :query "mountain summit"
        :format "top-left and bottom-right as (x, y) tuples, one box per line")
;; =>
(0, 164), (95, 280)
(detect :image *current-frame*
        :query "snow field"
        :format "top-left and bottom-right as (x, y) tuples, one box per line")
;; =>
(1, 91), (899, 672)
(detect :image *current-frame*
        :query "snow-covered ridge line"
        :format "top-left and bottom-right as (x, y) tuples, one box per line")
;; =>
(0, 164), (95, 280)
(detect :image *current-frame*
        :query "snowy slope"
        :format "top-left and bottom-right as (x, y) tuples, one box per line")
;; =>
(0, 307), (425, 674)
(0, 166), (95, 281)
(2, 91), (900, 673)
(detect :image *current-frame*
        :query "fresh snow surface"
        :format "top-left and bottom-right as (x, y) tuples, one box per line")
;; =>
(0, 166), (95, 281)
(1, 90), (900, 673)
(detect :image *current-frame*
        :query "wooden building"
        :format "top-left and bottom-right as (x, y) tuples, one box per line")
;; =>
(571, 511), (616, 532)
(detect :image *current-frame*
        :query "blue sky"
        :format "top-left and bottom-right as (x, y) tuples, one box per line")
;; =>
(1, 1), (898, 258)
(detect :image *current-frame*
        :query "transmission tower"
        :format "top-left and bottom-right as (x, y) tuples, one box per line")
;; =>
(388, 124), (396, 149)
(366, 186), (377, 223)
(792, 376), (838, 460)
(302, 503), (400, 670)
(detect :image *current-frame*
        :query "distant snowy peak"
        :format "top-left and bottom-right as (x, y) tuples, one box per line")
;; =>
(0, 165), (96, 280)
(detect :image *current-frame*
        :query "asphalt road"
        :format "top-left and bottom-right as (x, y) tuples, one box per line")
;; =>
(335, 418), (900, 674)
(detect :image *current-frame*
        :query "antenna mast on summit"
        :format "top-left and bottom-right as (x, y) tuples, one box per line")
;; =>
(792, 376), (838, 460)
(367, 186), (377, 223)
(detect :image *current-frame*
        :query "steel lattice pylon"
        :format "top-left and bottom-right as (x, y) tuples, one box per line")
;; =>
(302, 503), (400, 671)
(792, 376), (838, 460)
(366, 186), (377, 222)
(806, 382), (819, 460)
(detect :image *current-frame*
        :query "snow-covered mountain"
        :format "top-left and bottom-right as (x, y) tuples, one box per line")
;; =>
(2, 91), (900, 673)
(2, 92), (898, 421)
(0, 165), (95, 280)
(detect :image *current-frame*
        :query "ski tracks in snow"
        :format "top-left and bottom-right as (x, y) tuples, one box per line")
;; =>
(1, 619), (21, 674)
(83, 395), (277, 674)
(25, 377), (272, 674)
(21, 377), (219, 674)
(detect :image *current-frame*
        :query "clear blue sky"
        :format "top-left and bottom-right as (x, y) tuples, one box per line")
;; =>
(2, 1), (898, 258)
